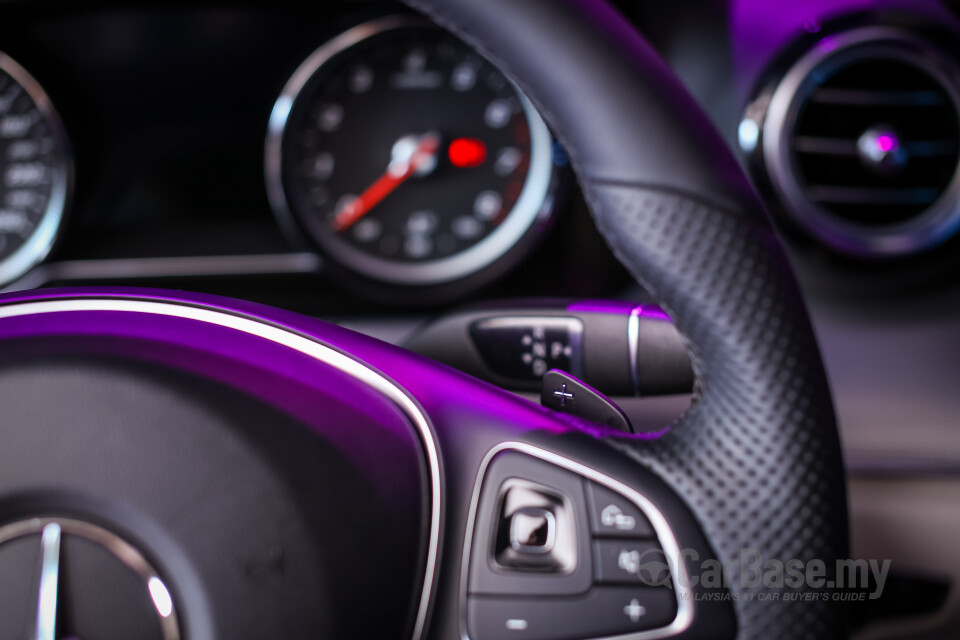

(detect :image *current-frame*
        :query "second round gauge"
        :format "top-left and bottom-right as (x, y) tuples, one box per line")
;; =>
(266, 16), (556, 287)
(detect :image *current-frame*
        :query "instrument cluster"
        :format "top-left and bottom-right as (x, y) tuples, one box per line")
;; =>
(0, 5), (616, 310)
(266, 16), (558, 288)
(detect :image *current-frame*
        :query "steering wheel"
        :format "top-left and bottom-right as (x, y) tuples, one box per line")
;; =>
(0, 1), (848, 639)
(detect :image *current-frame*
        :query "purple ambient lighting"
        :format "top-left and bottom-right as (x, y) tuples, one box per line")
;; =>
(817, 35), (840, 54)
(730, 0), (959, 86)
(803, 17), (822, 33)
(630, 425), (673, 441)
(566, 301), (675, 325)
(876, 134), (898, 152)
(637, 305), (672, 323)
(566, 300), (637, 315)
(730, 0), (868, 73)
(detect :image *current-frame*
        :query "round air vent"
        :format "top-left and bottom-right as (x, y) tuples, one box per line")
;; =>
(760, 27), (960, 257)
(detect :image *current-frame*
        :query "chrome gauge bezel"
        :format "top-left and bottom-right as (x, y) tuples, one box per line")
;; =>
(0, 52), (72, 287)
(264, 16), (557, 287)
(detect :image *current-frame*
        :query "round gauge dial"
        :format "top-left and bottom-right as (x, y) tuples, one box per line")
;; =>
(0, 53), (70, 287)
(266, 16), (556, 287)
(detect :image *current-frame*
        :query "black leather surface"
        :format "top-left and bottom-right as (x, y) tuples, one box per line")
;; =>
(402, 0), (849, 638)
(0, 338), (428, 640)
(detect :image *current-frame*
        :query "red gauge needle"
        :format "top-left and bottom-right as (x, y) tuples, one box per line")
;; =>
(331, 132), (441, 232)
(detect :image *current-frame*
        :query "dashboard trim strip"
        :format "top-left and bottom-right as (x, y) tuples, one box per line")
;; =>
(2, 252), (323, 292)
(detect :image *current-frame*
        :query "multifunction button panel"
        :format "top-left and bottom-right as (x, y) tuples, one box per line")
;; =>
(465, 451), (680, 640)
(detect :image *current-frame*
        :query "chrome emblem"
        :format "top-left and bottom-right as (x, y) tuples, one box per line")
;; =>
(0, 517), (179, 640)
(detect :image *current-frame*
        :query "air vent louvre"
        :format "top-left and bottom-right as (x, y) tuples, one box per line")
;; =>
(795, 58), (960, 227)
(760, 28), (960, 257)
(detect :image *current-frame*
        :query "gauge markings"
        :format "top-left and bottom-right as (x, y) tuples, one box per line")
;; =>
(0, 53), (70, 286)
(265, 18), (556, 286)
(330, 131), (441, 232)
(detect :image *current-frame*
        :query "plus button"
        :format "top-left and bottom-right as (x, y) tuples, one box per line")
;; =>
(552, 383), (574, 407)
(623, 599), (646, 623)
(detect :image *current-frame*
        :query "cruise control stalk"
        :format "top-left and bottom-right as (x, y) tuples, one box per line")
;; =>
(404, 300), (693, 397)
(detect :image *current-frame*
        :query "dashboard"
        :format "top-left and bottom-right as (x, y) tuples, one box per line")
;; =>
(2, 0), (960, 638)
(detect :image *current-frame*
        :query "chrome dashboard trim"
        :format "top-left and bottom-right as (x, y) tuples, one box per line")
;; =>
(628, 305), (642, 395)
(2, 252), (322, 292)
(0, 297), (442, 640)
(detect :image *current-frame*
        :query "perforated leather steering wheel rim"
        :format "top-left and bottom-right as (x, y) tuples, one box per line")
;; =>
(399, 1), (850, 638)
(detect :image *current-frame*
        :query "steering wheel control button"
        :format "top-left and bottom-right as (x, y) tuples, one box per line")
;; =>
(540, 369), (632, 432)
(467, 587), (678, 640)
(470, 317), (583, 382)
(509, 507), (556, 554)
(495, 481), (576, 572)
(593, 539), (671, 586)
(586, 482), (655, 538)
(604, 588), (678, 632)
(468, 452), (593, 596)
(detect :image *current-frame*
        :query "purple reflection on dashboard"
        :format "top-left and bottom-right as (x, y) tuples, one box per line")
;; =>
(730, 0), (882, 81)
(566, 300), (637, 315)
(631, 425), (673, 441)
(637, 305), (672, 323)
(730, 0), (960, 86)
(566, 301), (675, 326)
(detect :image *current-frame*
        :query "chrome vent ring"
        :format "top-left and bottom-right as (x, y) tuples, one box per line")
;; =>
(761, 27), (960, 257)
